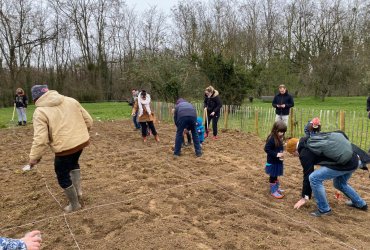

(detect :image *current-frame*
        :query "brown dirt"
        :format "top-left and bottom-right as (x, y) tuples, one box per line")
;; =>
(1, 120), (369, 250)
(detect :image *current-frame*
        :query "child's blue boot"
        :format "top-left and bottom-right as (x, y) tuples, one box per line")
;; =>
(270, 183), (284, 199)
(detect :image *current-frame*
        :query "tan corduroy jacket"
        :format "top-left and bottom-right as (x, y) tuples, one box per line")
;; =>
(29, 90), (93, 161)
(132, 99), (155, 122)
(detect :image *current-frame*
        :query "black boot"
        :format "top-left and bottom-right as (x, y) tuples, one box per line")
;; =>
(18, 121), (22, 126)
(23, 121), (27, 126)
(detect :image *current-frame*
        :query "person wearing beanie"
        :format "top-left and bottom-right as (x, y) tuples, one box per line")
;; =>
(264, 121), (287, 199)
(204, 85), (222, 140)
(272, 84), (294, 126)
(14, 87), (28, 126)
(173, 98), (202, 157)
(304, 117), (321, 136)
(28, 85), (93, 213)
(286, 136), (367, 217)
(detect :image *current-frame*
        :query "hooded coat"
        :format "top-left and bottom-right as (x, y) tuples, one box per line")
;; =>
(29, 90), (93, 161)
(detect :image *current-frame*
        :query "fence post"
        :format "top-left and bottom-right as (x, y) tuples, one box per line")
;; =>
(340, 111), (345, 132)
(255, 109), (259, 136)
(290, 108), (294, 137)
(224, 105), (229, 129)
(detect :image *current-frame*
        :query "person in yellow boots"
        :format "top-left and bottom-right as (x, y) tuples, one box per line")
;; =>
(131, 90), (159, 142)
(28, 85), (93, 213)
(264, 121), (287, 199)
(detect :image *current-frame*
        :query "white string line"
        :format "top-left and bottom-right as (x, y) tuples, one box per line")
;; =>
(35, 168), (62, 208)
(164, 157), (360, 250)
(0, 168), (240, 232)
(63, 214), (81, 250)
(211, 183), (357, 250)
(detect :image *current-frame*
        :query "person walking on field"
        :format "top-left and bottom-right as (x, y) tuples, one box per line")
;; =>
(204, 85), (222, 139)
(131, 90), (159, 142)
(264, 121), (287, 199)
(14, 87), (28, 126)
(173, 98), (202, 157)
(28, 85), (93, 213)
(272, 84), (294, 125)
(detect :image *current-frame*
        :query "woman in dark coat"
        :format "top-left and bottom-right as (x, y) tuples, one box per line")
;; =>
(204, 85), (222, 139)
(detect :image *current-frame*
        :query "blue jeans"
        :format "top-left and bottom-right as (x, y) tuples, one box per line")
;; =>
(174, 116), (202, 156)
(132, 112), (140, 129)
(309, 166), (366, 212)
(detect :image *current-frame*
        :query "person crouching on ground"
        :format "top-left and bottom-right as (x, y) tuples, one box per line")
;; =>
(264, 121), (287, 199)
(131, 90), (159, 142)
(286, 137), (367, 217)
(28, 85), (93, 213)
(173, 98), (202, 157)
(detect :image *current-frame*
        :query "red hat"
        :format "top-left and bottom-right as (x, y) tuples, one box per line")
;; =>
(310, 117), (321, 128)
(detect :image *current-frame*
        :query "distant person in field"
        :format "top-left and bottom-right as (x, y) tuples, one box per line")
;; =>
(129, 89), (141, 130)
(286, 135), (367, 217)
(204, 85), (222, 139)
(173, 98), (202, 157)
(367, 96), (370, 119)
(131, 90), (159, 142)
(264, 121), (287, 199)
(304, 117), (321, 137)
(14, 87), (28, 126)
(272, 84), (294, 125)
(28, 85), (93, 213)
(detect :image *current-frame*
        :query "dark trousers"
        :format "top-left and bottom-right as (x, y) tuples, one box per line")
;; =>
(140, 121), (157, 137)
(132, 112), (140, 129)
(54, 150), (83, 189)
(205, 114), (220, 136)
(174, 116), (202, 156)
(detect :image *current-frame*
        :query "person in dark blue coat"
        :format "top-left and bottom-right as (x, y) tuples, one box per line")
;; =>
(272, 84), (294, 125)
(173, 98), (202, 157)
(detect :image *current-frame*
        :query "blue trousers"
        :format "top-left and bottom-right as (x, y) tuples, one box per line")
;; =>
(132, 112), (140, 129)
(309, 166), (366, 212)
(174, 116), (202, 156)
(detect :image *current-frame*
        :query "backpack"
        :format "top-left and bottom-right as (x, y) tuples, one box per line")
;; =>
(306, 132), (353, 165)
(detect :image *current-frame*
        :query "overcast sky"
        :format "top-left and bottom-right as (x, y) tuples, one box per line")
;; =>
(124, 0), (178, 14)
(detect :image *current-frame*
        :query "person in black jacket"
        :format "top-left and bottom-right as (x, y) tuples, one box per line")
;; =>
(14, 87), (28, 125)
(286, 137), (367, 217)
(204, 85), (222, 139)
(272, 84), (294, 125)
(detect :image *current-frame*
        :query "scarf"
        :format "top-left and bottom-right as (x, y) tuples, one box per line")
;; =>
(138, 93), (151, 117)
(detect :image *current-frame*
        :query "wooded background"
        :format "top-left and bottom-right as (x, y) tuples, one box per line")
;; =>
(1, 0), (370, 107)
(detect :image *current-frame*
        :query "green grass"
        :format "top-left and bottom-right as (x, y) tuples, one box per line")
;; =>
(0, 102), (132, 128)
(1, 96), (368, 128)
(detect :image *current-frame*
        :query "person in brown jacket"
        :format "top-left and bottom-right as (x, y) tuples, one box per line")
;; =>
(28, 85), (93, 213)
(131, 90), (159, 142)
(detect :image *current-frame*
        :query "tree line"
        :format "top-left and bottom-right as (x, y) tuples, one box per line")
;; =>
(1, 0), (369, 107)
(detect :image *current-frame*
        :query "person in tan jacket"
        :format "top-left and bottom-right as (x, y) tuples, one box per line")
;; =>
(131, 90), (159, 142)
(28, 85), (93, 213)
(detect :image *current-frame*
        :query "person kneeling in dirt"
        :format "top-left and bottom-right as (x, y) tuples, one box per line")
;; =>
(28, 85), (93, 213)
(286, 136), (368, 217)
(173, 98), (202, 157)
